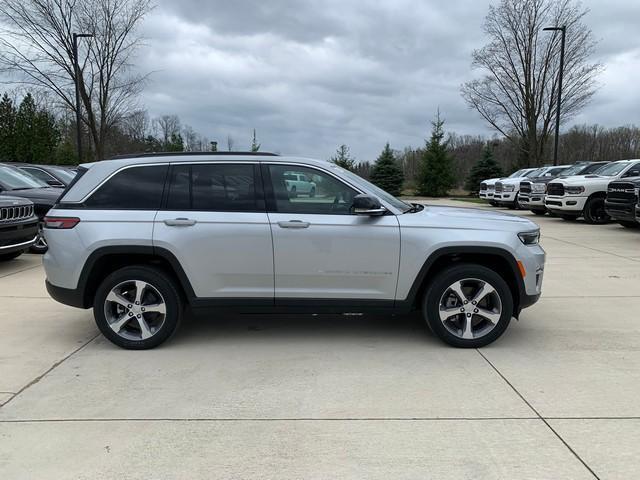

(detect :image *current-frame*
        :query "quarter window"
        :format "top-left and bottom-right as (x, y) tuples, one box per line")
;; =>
(166, 163), (260, 212)
(84, 165), (168, 209)
(267, 164), (358, 215)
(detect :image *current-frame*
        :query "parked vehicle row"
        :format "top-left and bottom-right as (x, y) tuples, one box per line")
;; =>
(479, 159), (640, 228)
(0, 163), (76, 256)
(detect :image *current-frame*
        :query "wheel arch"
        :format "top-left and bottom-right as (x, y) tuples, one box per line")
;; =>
(76, 246), (195, 309)
(399, 246), (524, 316)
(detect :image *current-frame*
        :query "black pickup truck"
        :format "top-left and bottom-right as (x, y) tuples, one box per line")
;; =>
(0, 196), (38, 261)
(605, 177), (640, 228)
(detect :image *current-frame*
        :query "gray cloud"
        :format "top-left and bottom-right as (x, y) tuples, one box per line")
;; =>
(135, 0), (640, 161)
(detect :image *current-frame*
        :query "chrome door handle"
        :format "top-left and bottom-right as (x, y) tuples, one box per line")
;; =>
(277, 220), (310, 229)
(164, 218), (197, 227)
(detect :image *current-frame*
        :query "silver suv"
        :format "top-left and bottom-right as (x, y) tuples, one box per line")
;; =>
(43, 153), (545, 349)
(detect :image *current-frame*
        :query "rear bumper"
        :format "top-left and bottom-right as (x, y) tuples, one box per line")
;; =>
(46, 280), (87, 309)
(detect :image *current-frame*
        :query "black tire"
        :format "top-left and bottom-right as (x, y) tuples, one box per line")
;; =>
(0, 251), (23, 262)
(583, 196), (610, 225)
(560, 214), (578, 221)
(290, 186), (297, 198)
(93, 266), (183, 350)
(532, 209), (547, 216)
(309, 186), (316, 197)
(488, 201), (498, 207)
(619, 221), (640, 229)
(422, 264), (514, 348)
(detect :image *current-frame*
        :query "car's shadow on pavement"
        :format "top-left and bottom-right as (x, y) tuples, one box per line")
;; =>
(168, 310), (444, 348)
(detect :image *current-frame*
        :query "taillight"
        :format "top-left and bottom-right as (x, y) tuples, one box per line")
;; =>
(44, 216), (80, 229)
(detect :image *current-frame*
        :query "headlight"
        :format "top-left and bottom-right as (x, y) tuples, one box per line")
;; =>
(565, 186), (585, 195)
(532, 183), (546, 193)
(518, 230), (540, 246)
(504, 184), (515, 192)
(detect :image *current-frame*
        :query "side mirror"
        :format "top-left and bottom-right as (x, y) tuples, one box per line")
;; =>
(46, 180), (64, 187)
(352, 194), (386, 216)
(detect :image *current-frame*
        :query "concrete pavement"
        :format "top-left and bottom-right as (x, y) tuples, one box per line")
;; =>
(1, 200), (639, 479)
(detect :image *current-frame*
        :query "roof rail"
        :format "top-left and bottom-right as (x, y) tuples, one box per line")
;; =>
(107, 151), (279, 160)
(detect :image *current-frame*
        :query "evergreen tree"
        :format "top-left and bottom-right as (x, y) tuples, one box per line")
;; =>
(14, 93), (37, 162)
(330, 144), (356, 171)
(14, 93), (59, 163)
(0, 93), (16, 161)
(165, 132), (184, 152)
(251, 129), (260, 152)
(369, 142), (404, 196)
(416, 112), (455, 197)
(464, 145), (504, 194)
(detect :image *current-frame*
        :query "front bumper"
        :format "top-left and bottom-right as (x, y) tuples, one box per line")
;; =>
(544, 195), (588, 213)
(0, 218), (38, 254)
(605, 200), (638, 223)
(518, 193), (546, 209)
(479, 191), (495, 200)
(494, 191), (518, 203)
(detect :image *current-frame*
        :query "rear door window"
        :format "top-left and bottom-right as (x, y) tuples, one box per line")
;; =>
(165, 163), (262, 212)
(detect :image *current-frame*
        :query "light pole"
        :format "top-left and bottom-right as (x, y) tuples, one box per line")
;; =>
(73, 33), (93, 162)
(543, 25), (566, 166)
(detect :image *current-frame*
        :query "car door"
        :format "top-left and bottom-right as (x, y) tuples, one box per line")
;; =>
(153, 162), (274, 300)
(263, 163), (401, 303)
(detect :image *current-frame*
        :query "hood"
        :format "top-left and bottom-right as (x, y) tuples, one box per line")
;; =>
(401, 204), (538, 233)
(609, 176), (640, 187)
(0, 195), (34, 207)
(556, 175), (614, 186)
(0, 187), (63, 204)
(498, 176), (531, 185)
(482, 177), (501, 185)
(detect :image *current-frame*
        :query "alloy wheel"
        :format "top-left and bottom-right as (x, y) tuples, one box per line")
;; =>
(104, 280), (167, 341)
(438, 278), (503, 340)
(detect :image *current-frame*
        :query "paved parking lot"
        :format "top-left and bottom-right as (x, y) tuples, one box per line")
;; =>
(1, 199), (639, 479)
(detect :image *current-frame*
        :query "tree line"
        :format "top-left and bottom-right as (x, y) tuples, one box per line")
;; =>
(331, 114), (640, 196)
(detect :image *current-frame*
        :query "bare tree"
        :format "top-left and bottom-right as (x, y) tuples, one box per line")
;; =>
(0, 0), (152, 160)
(461, 0), (602, 166)
(226, 134), (234, 151)
(154, 114), (180, 145)
(122, 109), (149, 142)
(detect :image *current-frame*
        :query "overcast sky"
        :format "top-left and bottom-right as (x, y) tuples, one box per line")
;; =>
(137, 0), (640, 161)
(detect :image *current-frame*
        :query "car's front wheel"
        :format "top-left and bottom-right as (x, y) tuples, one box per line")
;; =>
(583, 196), (610, 225)
(93, 266), (183, 349)
(29, 223), (48, 254)
(422, 264), (514, 348)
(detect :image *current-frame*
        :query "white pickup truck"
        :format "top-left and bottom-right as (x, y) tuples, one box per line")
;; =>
(284, 171), (316, 197)
(545, 159), (640, 224)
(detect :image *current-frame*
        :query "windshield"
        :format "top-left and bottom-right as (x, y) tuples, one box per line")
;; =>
(527, 168), (547, 178)
(50, 167), (76, 183)
(335, 166), (412, 212)
(560, 163), (589, 176)
(0, 165), (47, 190)
(508, 169), (525, 178)
(594, 162), (632, 177)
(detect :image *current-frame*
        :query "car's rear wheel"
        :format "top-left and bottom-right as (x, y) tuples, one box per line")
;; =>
(422, 264), (514, 348)
(93, 266), (182, 349)
(0, 251), (23, 262)
(290, 186), (297, 198)
(583, 196), (610, 225)
(309, 186), (316, 197)
(619, 221), (640, 229)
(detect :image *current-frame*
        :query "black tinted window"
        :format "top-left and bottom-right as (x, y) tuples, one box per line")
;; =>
(166, 163), (259, 212)
(85, 165), (167, 209)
